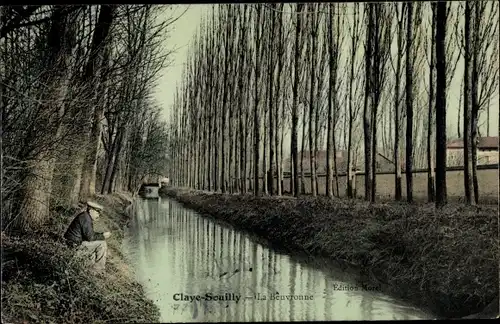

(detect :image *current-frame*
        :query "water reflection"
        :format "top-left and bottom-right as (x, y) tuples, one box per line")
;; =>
(123, 198), (433, 322)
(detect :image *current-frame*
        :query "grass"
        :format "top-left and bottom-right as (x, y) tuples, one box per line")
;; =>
(1, 193), (160, 324)
(160, 186), (498, 319)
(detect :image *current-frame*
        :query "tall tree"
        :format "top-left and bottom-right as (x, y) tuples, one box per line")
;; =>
(253, 5), (264, 196)
(308, 3), (320, 197)
(364, 3), (392, 202)
(346, 3), (363, 199)
(326, 4), (336, 198)
(15, 6), (77, 231)
(463, 1), (474, 205)
(274, 3), (285, 196)
(390, 3), (405, 201)
(291, 3), (303, 197)
(238, 6), (248, 193)
(267, 4), (276, 195)
(405, 2), (414, 203)
(363, 4), (374, 202)
(78, 5), (116, 202)
(470, 1), (499, 204)
(220, 5), (232, 193)
(434, 1), (448, 208)
(426, 3), (436, 202)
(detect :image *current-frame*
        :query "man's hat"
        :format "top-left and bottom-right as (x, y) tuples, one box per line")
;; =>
(87, 201), (104, 211)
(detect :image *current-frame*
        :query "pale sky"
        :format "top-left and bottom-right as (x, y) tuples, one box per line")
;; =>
(154, 3), (499, 154)
(154, 5), (208, 121)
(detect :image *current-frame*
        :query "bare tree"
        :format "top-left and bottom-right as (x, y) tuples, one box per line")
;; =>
(79, 5), (117, 201)
(291, 3), (304, 197)
(390, 3), (405, 201)
(326, 4), (340, 198)
(463, 1), (474, 205)
(220, 5), (232, 193)
(426, 3), (436, 202)
(405, 2), (414, 203)
(274, 3), (286, 196)
(307, 4), (320, 197)
(435, 1), (448, 208)
(470, 1), (499, 204)
(11, 6), (78, 231)
(364, 3), (392, 202)
(346, 4), (364, 199)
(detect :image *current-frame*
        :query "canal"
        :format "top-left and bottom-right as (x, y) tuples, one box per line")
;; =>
(123, 198), (435, 322)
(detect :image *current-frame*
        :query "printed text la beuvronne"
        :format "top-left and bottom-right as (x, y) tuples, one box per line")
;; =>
(173, 293), (315, 303)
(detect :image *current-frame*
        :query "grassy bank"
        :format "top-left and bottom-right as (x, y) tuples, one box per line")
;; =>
(1, 193), (160, 324)
(161, 187), (498, 319)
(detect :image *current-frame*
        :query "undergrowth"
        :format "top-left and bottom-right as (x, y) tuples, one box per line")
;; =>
(161, 187), (498, 319)
(1, 194), (160, 324)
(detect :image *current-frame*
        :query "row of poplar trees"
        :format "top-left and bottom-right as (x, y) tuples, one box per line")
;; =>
(1, 5), (173, 232)
(167, 2), (498, 208)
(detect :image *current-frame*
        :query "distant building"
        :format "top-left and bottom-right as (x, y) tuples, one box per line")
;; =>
(447, 136), (499, 167)
(282, 150), (396, 175)
(160, 177), (170, 186)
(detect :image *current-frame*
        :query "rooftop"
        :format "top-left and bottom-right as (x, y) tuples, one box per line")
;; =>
(447, 137), (499, 150)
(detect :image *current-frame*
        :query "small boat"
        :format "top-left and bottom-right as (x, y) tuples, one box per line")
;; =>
(138, 183), (160, 199)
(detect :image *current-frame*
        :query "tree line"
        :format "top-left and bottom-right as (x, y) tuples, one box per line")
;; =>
(167, 2), (498, 208)
(1, 5), (176, 232)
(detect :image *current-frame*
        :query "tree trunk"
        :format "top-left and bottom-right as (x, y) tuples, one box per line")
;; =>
(243, 31), (251, 193)
(194, 117), (200, 189)
(405, 2), (414, 203)
(268, 6), (276, 196)
(16, 6), (75, 232)
(458, 77), (463, 138)
(253, 6), (263, 196)
(207, 21), (214, 192)
(363, 5), (373, 202)
(427, 7), (436, 202)
(221, 7), (231, 193)
(301, 102), (307, 194)
(369, 5), (379, 203)
(471, 1), (480, 204)
(347, 4), (358, 199)
(486, 96), (490, 136)
(202, 102), (207, 190)
(394, 4), (403, 201)
(326, 4), (335, 198)
(108, 128), (126, 194)
(102, 125), (120, 194)
(463, 1), (474, 205)
(263, 99), (268, 194)
(213, 35), (219, 193)
(308, 6), (317, 197)
(279, 91), (286, 195)
(291, 4), (303, 197)
(434, 1), (448, 208)
(79, 5), (116, 202)
(207, 96), (213, 191)
(275, 4), (284, 197)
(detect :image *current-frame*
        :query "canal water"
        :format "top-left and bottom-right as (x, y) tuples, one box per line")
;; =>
(123, 198), (435, 322)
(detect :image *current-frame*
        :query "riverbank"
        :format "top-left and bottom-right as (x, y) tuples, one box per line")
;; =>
(160, 187), (498, 319)
(1, 193), (160, 324)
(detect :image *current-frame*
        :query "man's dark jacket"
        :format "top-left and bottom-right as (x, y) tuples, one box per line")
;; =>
(64, 211), (105, 247)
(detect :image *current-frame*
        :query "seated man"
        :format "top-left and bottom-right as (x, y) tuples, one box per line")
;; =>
(64, 201), (112, 273)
